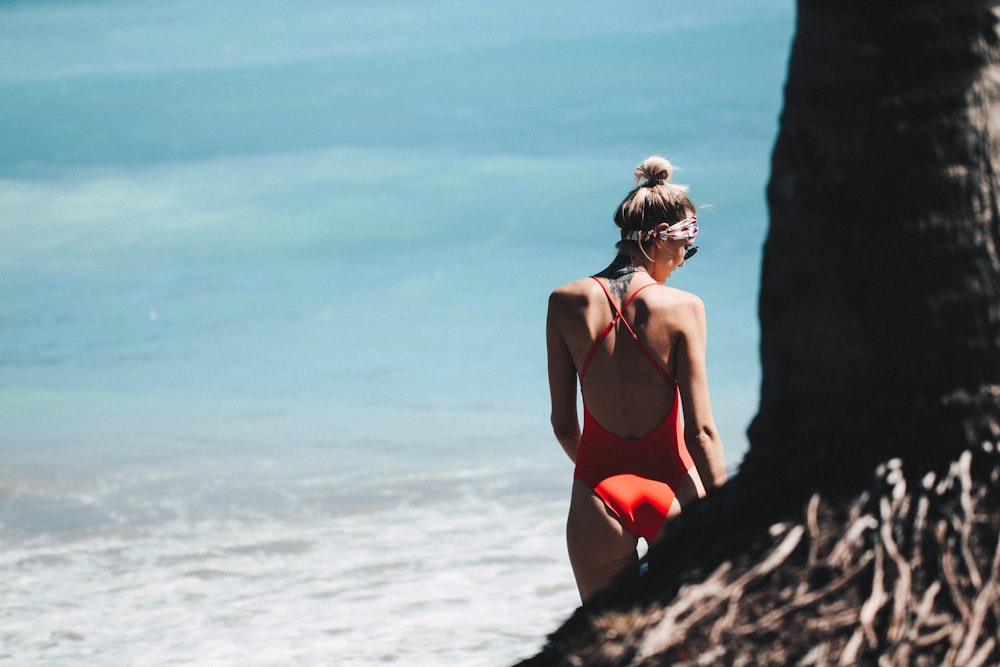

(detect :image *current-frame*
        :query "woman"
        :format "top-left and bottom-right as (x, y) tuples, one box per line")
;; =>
(546, 156), (727, 601)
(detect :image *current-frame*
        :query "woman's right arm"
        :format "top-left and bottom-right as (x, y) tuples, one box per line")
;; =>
(546, 291), (581, 463)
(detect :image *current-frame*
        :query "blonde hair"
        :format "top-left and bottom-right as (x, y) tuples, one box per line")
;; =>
(614, 156), (694, 249)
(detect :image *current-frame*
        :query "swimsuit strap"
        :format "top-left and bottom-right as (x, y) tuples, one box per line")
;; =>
(579, 277), (674, 383)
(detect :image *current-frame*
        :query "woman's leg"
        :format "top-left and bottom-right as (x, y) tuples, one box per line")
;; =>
(566, 480), (639, 602)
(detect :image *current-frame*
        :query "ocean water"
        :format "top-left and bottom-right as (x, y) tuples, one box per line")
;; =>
(0, 1), (794, 664)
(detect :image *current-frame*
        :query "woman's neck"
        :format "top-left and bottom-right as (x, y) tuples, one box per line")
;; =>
(595, 254), (654, 300)
(602, 253), (650, 278)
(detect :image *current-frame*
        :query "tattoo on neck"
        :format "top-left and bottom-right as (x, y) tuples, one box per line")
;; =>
(606, 258), (636, 302)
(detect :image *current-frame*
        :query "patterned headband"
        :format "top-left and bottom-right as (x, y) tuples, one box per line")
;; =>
(621, 214), (698, 242)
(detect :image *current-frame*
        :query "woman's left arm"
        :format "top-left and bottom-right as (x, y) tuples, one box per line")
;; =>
(674, 295), (728, 490)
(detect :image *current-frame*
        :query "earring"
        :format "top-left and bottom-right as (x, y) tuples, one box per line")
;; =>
(638, 239), (655, 264)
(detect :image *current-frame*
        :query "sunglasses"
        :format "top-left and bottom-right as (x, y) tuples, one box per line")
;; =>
(684, 246), (699, 261)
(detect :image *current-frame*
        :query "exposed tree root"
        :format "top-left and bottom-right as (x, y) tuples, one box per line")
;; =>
(521, 445), (1000, 666)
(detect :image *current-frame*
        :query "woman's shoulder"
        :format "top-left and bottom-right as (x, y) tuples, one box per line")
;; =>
(640, 285), (707, 326)
(643, 284), (704, 308)
(549, 276), (599, 301)
(547, 278), (602, 323)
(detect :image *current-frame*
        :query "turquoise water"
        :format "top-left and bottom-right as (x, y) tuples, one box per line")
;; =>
(0, 1), (794, 664)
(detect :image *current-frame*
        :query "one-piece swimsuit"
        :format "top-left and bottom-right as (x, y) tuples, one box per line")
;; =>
(573, 277), (696, 541)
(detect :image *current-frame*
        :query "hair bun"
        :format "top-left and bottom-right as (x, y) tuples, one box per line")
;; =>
(634, 156), (673, 187)
(613, 155), (694, 238)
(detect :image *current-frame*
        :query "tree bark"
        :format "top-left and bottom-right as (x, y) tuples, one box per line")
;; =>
(743, 0), (1000, 502)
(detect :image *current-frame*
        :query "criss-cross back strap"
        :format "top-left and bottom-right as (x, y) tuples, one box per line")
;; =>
(579, 277), (674, 383)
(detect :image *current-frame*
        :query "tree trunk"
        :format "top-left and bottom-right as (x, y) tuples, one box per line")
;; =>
(517, 2), (1000, 664)
(743, 0), (1000, 502)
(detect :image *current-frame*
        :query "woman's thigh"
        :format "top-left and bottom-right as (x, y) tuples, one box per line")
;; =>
(566, 480), (639, 600)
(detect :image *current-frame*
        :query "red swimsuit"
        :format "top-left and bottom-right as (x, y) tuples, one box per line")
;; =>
(573, 277), (696, 541)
